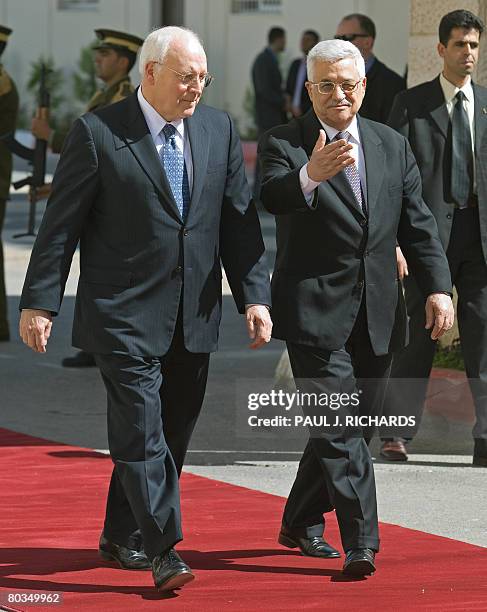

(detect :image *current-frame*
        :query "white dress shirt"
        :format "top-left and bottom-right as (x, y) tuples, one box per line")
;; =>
(299, 115), (367, 205)
(439, 72), (476, 192)
(137, 86), (193, 192)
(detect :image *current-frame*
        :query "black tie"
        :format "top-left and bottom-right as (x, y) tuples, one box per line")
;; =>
(450, 90), (473, 208)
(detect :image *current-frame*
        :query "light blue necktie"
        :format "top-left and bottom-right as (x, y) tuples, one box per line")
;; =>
(161, 123), (190, 220)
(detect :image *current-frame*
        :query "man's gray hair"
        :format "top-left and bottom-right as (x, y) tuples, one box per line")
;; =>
(307, 39), (365, 81)
(139, 26), (205, 75)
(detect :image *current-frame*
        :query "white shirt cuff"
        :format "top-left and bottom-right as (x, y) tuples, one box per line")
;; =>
(299, 164), (320, 203)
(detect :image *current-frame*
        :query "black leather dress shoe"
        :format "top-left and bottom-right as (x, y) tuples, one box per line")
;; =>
(473, 438), (487, 467)
(62, 350), (96, 368)
(152, 549), (195, 592)
(342, 548), (376, 576)
(99, 535), (151, 570)
(278, 528), (341, 558)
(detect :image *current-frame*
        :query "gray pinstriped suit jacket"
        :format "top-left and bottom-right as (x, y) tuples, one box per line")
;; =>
(20, 93), (271, 355)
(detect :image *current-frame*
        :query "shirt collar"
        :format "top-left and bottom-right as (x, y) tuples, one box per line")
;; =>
(137, 86), (185, 140)
(317, 115), (360, 145)
(439, 72), (473, 104)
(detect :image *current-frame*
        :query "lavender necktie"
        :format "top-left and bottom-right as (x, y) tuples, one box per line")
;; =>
(335, 131), (365, 214)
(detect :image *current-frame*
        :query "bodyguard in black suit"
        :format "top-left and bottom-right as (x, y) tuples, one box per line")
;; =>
(286, 30), (319, 118)
(19, 27), (271, 592)
(259, 39), (453, 576)
(251, 27), (287, 134)
(380, 10), (487, 466)
(335, 13), (405, 123)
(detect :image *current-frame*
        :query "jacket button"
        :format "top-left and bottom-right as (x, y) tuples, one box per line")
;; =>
(183, 230), (189, 236)
(357, 280), (364, 289)
(364, 250), (370, 257)
(446, 213), (452, 219)
(174, 266), (183, 274)
(360, 219), (367, 227)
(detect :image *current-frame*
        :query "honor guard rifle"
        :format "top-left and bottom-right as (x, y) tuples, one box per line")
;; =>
(0, 62), (50, 238)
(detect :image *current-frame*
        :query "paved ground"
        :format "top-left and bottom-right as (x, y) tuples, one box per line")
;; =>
(1, 158), (485, 550)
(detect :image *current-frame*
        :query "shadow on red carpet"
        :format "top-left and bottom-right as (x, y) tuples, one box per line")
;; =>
(0, 428), (486, 611)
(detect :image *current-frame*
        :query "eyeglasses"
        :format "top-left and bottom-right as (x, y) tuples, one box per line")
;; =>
(154, 62), (213, 88)
(334, 34), (370, 42)
(308, 79), (362, 95)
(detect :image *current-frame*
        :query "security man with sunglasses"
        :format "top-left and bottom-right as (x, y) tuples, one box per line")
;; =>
(335, 13), (405, 123)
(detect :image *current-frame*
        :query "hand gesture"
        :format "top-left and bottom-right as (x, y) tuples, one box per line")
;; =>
(307, 129), (355, 183)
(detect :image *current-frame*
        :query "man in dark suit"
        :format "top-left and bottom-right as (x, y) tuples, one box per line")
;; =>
(380, 10), (487, 466)
(0, 25), (18, 342)
(259, 39), (453, 576)
(335, 14), (405, 123)
(286, 30), (320, 118)
(31, 28), (144, 369)
(19, 26), (272, 592)
(251, 26), (287, 135)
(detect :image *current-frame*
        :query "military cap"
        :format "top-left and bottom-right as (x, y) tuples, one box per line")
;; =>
(0, 25), (12, 55)
(0, 25), (12, 43)
(93, 29), (143, 55)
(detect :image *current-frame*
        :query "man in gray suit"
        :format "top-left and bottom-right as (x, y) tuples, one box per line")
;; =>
(19, 26), (272, 592)
(380, 10), (487, 466)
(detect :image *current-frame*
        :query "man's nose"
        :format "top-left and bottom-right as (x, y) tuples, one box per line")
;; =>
(331, 85), (345, 101)
(188, 78), (204, 94)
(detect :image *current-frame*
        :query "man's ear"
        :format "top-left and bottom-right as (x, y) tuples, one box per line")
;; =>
(119, 55), (130, 74)
(305, 81), (314, 103)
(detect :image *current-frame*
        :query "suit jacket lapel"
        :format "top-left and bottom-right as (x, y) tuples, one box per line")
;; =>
(473, 82), (487, 155)
(426, 76), (449, 139)
(185, 111), (209, 218)
(120, 92), (183, 222)
(358, 117), (384, 219)
(300, 111), (362, 215)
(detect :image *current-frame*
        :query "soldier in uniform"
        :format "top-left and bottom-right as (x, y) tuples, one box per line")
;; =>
(0, 26), (19, 342)
(33, 28), (143, 154)
(31, 28), (143, 366)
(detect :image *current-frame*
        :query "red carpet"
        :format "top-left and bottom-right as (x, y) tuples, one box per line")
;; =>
(0, 428), (486, 611)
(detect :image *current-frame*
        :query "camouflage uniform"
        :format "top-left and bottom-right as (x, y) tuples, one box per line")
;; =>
(0, 64), (19, 339)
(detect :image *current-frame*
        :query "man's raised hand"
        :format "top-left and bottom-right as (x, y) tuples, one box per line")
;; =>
(307, 129), (355, 183)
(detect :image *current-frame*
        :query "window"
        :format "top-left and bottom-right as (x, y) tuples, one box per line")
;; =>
(231, 0), (282, 14)
(58, 0), (99, 10)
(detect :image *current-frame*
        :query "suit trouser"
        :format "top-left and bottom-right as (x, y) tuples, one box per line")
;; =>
(381, 207), (487, 441)
(0, 199), (8, 337)
(283, 303), (392, 552)
(94, 316), (210, 560)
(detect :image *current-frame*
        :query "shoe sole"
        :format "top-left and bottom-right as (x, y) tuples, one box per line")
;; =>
(278, 533), (341, 558)
(380, 451), (408, 462)
(99, 549), (152, 571)
(156, 570), (195, 592)
(343, 559), (375, 577)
